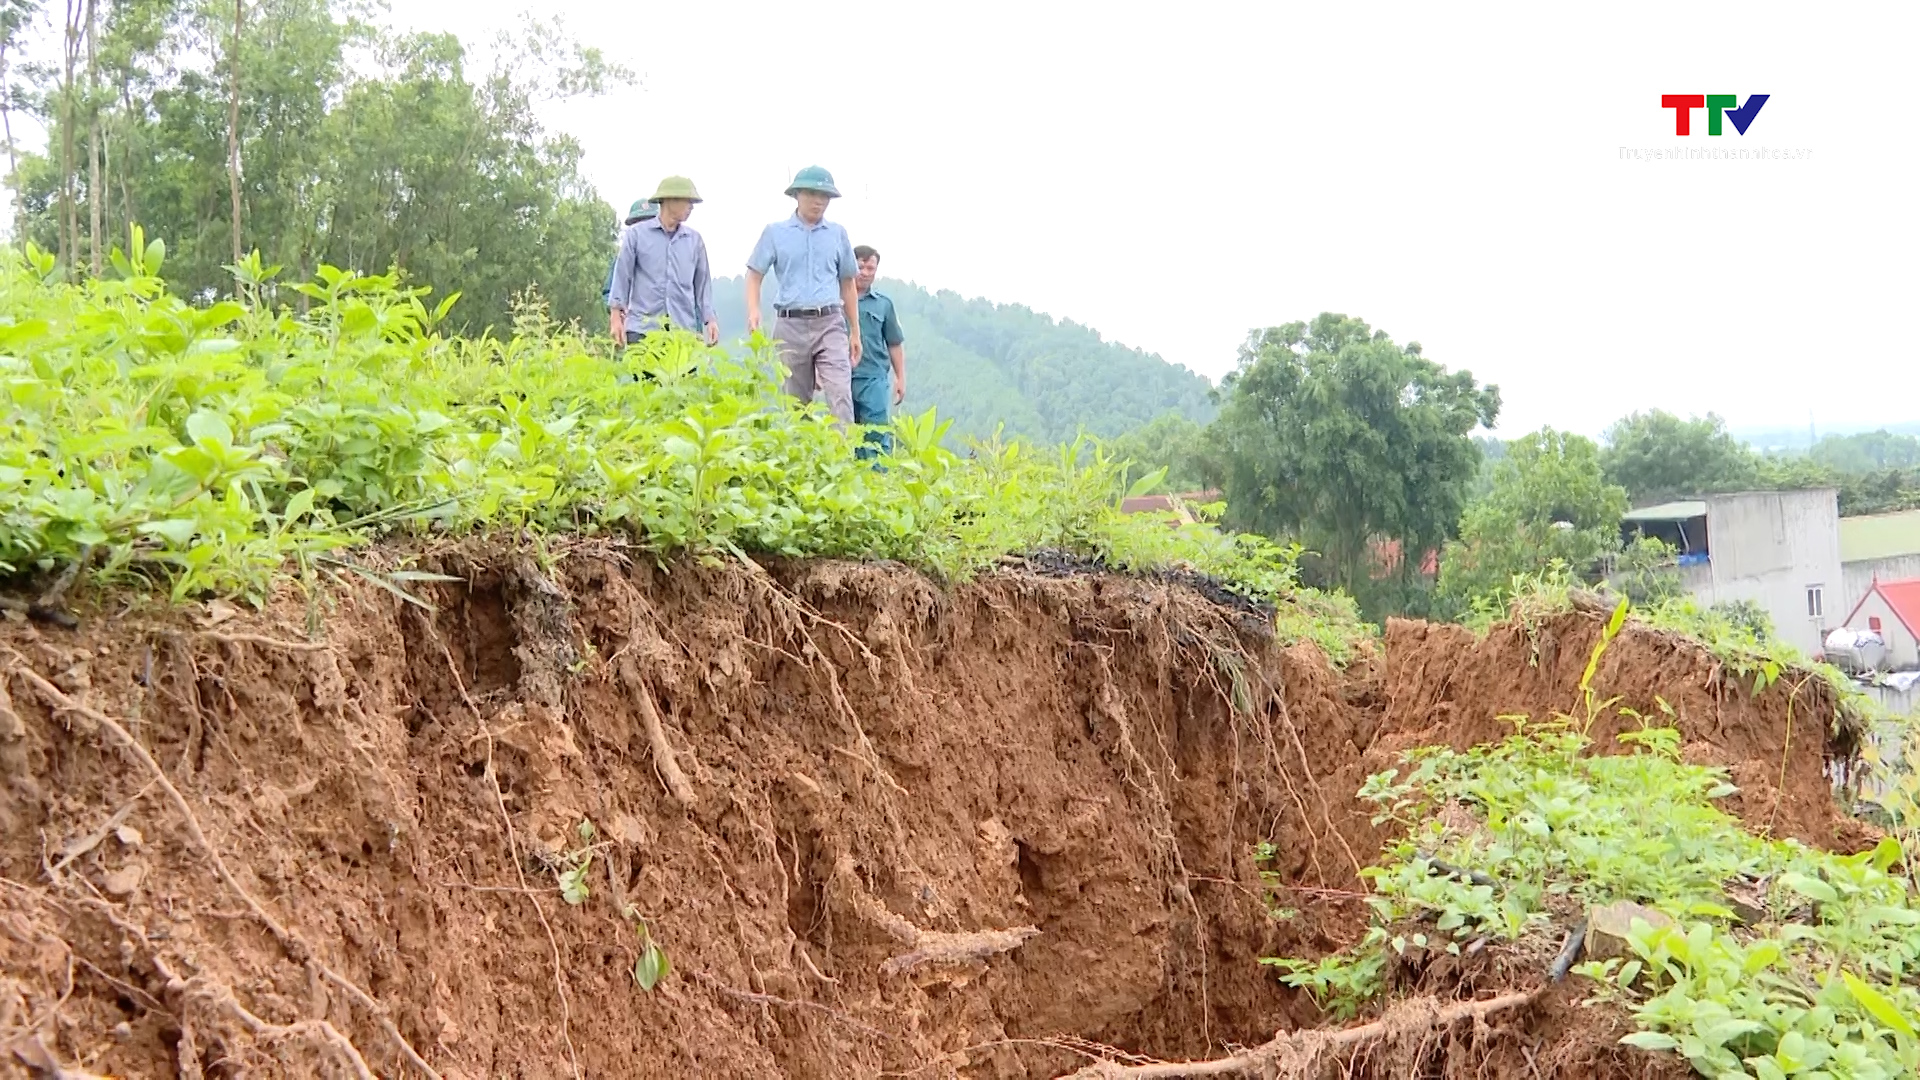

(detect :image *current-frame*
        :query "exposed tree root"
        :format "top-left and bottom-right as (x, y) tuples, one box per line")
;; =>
(826, 852), (1040, 975)
(192, 631), (335, 653)
(2, 657), (445, 1080)
(8, 1033), (113, 1079)
(616, 653), (698, 810)
(194, 979), (377, 1080)
(880, 926), (1042, 976)
(1058, 990), (1541, 1078)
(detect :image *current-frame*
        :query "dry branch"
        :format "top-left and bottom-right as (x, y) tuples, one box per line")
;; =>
(3, 658), (444, 1080)
(1059, 990), (1540, 1078)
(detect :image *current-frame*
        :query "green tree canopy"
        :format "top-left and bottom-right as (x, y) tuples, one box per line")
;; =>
(1211, 313), (1499, 597)
(1105, 411), (1214, 493)
(1807, 430), (1920, 474)
(1437, 428), (1629, 612)
(9, 2), (622, 333)
(1600, 411), (1760, 505)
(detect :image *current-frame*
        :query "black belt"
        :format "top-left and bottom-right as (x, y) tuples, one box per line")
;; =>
(776, 305), (841, 318)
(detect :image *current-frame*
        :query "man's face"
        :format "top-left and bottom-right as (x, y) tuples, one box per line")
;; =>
(856, 256), (879, 291)
(658, 198), (693, 224)
(797, 190), (831, 221)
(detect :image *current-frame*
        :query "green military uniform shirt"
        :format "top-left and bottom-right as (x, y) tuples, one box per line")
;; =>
(852, 289), (904, 428)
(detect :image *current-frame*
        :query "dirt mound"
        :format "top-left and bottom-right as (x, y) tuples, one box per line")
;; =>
(0, 551), (1860, 1078)
(1378, 613), (1865, 850)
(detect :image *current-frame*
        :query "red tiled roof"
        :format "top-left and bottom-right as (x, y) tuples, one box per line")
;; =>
(1118, 490), (1219, 514)
(1848, 577), (1920, 639)
(1370, 538), (1440, 578)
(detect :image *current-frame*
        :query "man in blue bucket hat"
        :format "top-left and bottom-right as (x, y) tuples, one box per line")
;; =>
(745, 165), (861, 424)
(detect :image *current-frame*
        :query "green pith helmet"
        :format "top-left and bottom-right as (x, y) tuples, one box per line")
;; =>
(650, 176), (702, 203)
(625, 198), (658, 224)
(785, 165), (840, 199)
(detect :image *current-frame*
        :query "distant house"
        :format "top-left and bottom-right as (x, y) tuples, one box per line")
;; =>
(1842, 578), (1920, 671)
(1118, 490), (1220, 524)
(1621, 489), (1842, 656)
(1370, 538), (1439, 579)
(1840, 508), (1920, 615)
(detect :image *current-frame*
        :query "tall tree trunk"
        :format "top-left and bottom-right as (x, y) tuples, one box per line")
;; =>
(226, 0), (243, 265)
(0, 34), (17, 180)
(85, 0), (100, 275)
(59, 0), (81, 275)
(118, 80), (137, 231)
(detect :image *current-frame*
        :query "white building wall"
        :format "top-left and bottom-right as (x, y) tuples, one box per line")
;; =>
(1845, 590), (1920, 670)
(1866, 684), (1917, 720)
(1693, 491), (1843, 656)
(1843, 555), (1920, 615)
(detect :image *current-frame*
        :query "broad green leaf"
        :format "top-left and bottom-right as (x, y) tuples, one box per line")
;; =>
(1621, 1032), (1680, 1052)
(558, 857), (590, 905)
(138, 519), (200, 546)
(1870, 836), (1903, 873)
(282, 488), (317, 525)
(186, 411), (234, 449)
(1779, 873), (1838, 905)
(634, 944), (669, 991)
(1124, 465), (1168, 501)
(1840, 971), (1916, 1039)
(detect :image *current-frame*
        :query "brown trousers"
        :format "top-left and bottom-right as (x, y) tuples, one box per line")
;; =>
(775, 312), (854, 424)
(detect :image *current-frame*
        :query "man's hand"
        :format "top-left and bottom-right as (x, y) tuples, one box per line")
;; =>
(609, 310), (624, 342)
(704, 320), (720, 347)
(893, 376), (905, 406)
(747, 309), (762, 333)
(849, 333), (862, 365)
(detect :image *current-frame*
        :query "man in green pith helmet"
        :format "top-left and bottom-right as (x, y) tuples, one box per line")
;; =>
(608, 177), (717, 347)
(602, 198), (657, 309)
(851, 244), (905, 458)
(745, 165), (861, 424)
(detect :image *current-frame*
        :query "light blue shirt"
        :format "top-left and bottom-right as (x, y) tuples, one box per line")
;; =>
(608, 218), (714, 334)
(746, 215), (857, 309)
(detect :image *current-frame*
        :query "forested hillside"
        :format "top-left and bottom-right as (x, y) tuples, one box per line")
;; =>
(711, 277), (1216, 445)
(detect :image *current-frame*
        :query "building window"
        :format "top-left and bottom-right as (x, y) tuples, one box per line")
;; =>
(1805, 586), (1824, 619)
(1870, 616), (1883, 632)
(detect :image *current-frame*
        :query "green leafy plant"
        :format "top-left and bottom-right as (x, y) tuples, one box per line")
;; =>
(0, 237), (1353, 653)
(553, 819), (596, 905)
(1269, 707), (1920, 1077)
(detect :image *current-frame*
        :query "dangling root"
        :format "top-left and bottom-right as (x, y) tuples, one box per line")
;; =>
(616, 654), (698, 810)
(1058, 990), (1540, 1078)
(2, 657), (444, 1080)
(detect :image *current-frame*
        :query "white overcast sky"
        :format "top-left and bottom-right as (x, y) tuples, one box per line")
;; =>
(20, 1), (1920, 436)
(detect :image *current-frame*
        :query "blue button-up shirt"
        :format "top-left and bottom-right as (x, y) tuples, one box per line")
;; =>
(608, 219), (714, 334)
(746, 215), (857, 309)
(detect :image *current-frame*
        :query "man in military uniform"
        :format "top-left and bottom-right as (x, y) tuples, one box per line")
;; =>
(744, 166), (861, 424)
(852, 244), (905, 457)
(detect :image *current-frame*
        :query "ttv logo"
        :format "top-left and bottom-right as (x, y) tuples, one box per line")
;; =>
(1660, 94), (1769, 136)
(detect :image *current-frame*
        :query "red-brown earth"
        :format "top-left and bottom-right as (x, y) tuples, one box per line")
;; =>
(0, 544), (1862, 1078)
